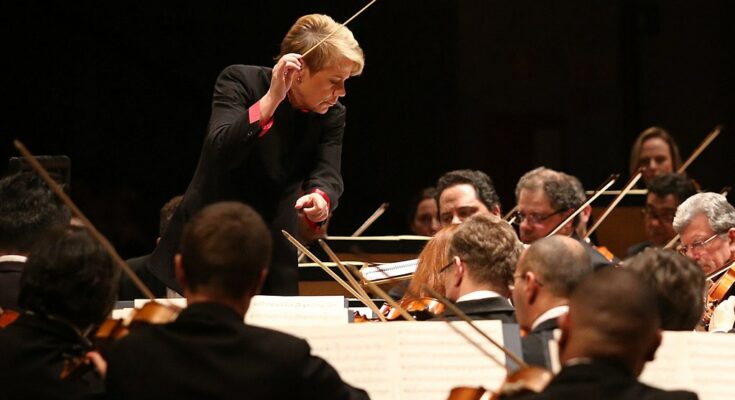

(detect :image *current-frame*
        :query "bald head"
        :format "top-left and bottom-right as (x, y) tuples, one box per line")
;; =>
(560, 269), (661, 376)
(517, 235), (591, 297)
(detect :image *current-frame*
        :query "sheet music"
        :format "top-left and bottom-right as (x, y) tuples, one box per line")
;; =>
(245, 295), (348, 327)
(286, 320), (508, 400)
(132, 296), (348, 328)
(640, 331), (735, 400)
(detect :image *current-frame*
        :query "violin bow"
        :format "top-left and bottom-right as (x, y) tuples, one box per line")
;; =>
(503, 205), (519, 223)
(584, 169), (643, 240)
(317, 239), (387, 321)
(301, 0), (378, 57)
(677, 125), (722, 173)
(421, 286), (528, 370)
(546, 174), (618, 238)
(664, 186), (731, 250)
(297, 202), (389, 262)
(339, 259), (415, 322)
(282, 230), (367, 303)
(14, 140), (157, 301)
(351, 202), (389, 237)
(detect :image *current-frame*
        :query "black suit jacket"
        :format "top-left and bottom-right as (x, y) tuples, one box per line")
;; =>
(572, 233), (618, 271)
(0, 260), (24, 311)
(117, 254), (168, 301)
(521, 318), (558, 369)
(507, 359), (698, 400)
(434, 296), (517, 323)
(0, 313), (104, 399)
(106, 302), (368, 400)
(150, 65), (345, 295)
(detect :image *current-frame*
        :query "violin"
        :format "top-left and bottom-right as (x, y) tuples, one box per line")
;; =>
(448, 366), (554, 399)
(61, 301), (180, 380)
(702, 261), (735, 329)
(0, 308), (20, 328)
(383, 297), (445, 321)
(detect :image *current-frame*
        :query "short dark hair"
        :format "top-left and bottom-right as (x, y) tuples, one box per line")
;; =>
(625, 248), (705, 330)
(647, 173), (697, 204)
(19, 227), (119, 327)
(436, 170), (501, 212)
(515, 167), (585, 212)
(517, 235), (592, 297)
(449, 214), (521, 289)
(0, 172), (71, 253)
(159, 195), (183, 236)
(179, 202), (272, 298)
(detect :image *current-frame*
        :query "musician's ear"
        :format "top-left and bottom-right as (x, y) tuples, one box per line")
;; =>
(557, 313), (570, 356)
(727, 228), (735, 250)
(645, 330), (662, 362)
(252, 268), (269, 296)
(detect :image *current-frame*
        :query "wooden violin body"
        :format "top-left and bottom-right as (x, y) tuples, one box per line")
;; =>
(383, 297), (445, 321)
(0, 309), (19, 328)
(702, 265), (735, 329)
(448, 366), (554, 399)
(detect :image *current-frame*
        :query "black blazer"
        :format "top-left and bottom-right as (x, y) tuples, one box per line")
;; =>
(434, 296), (517, 323)
(149, 65), (345, 296)
(506, 359), (698, 400)
(0, 260), (24, 311)
(106, 302), (368, 400)
(0, 313), (104, 400)
(521, 318), (558, 369)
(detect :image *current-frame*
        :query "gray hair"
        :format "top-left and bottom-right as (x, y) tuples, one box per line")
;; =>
(515, 167), (585, 211)
(673, 192), (735, 233)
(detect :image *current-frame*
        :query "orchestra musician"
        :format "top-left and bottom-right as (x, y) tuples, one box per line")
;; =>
(508, 269), (698, 400)
(625, 248), (705, 331)
(0, 172), (71, 312)
(514, 167), (616, 270)
(435, 169), (502, 227)
(102, 202), (369, 399)
(407, 187), (441, 236)
(627, 173), (697, 256)
(148, 14), (365, 296)
(0, 227), (118, 399)
(434, 214), (519, 322)
(399, 224), (459, 302)
(672, 192), (735, 277)
(629, 126), (683, 186)
(511, 235), (592, 369)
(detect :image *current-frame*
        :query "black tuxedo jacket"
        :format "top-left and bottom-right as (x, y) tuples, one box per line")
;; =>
(434, 296), (517, 323)
(507, 359), (698, 400)
(521, 318), (558, 369)
(150, 65), (345, 295)
(106, 302), (368, 400)
(0, 260), (24, 311)
(0, 313), (104, 399)
(117, 254), (167, 301)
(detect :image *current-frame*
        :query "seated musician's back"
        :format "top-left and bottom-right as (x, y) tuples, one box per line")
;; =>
(105, 201), (369, 400)
(0, 227), (117, 399)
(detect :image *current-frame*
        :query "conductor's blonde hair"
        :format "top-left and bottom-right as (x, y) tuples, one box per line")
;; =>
(278, 14), (364, 76)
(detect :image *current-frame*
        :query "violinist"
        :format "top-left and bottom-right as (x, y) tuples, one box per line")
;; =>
(625, 248), (705, 331)
(436, 169), (502, 227)
(513, 167), (616, 270)
(0, 172), (71, 311)
(149, 14), (365, 296)
(0, 226), (118, 399)
(629, 126), (683, 187)
(672, 192), (735, 277)
(104, 202), (369, 400)
(508, 269), (698, 400)
(627, 173), (697, 256)
(434, 214), (519, 322)
(401, 224), (459, 302)
(511, 236), (591, 369)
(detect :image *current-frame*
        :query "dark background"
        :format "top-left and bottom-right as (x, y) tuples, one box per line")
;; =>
(1, 1), (732, 258)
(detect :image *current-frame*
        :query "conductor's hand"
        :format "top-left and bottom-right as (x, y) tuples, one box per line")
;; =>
(295, 193), (329, 223)
(260, 53), (303, 122)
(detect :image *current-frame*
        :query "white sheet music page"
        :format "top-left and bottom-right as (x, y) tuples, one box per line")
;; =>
(639, 330), (735, 400)
(287, 320), (508, 400)
(244, 295), (348, 327)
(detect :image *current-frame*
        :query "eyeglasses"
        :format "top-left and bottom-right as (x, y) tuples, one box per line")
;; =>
(439, 258), (455, 274)
(509, 272), (544, 291)
(641, 207), (676, 223)
(512, 209), (567, 225)
(676, 233), (724, 255)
